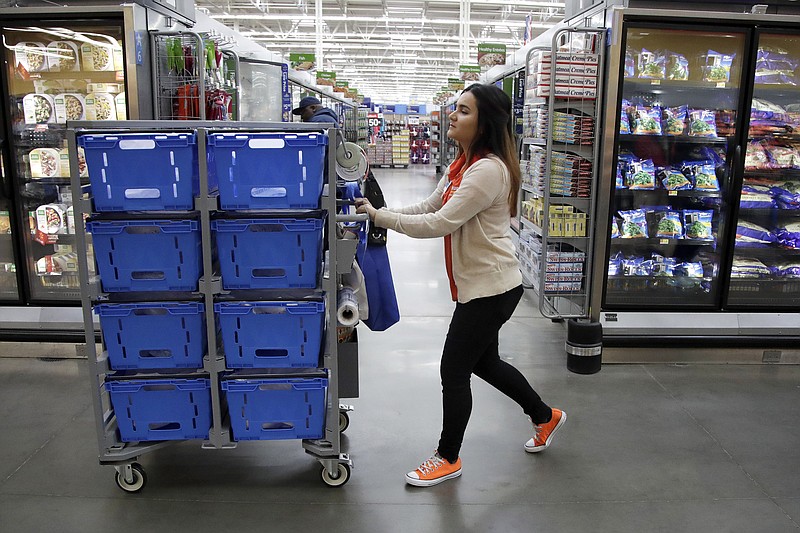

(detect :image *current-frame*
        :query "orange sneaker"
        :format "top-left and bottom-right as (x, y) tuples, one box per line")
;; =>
(405, 452), (462, 487)
(524, 408), (566, 453)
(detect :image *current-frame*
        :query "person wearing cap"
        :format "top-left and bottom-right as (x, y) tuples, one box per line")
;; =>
(292, 96), (339, 124)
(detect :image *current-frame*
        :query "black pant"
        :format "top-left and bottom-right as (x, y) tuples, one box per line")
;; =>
(437, 285), (551, 463)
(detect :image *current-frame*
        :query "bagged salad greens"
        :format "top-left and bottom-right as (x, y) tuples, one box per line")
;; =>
(658, 167), (692, 190)
(674, 262), (704, 277)
(683, 210), (714, 240)
(620, 99), (633, 134)
(632, 106), (662, 135)
(662, 105), (688, 136)
(688, 109), (718, 137)
(682, 160), (720, 191)
(611, 218), (621, 238)
(637, 49), (665, 79)
(626, 158), (656, 190)
(619, 209), (648, 238)
(655, 210), (684, 238)
(702, 50), (735, 83)
(608, 251), (625, 276)
(666, 51), (689, 80)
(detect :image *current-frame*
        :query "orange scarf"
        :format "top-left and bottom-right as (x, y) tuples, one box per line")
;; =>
(442, 152), (484, 301)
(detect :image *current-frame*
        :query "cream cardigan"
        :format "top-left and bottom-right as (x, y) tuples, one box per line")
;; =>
(373, 154), (522, 303)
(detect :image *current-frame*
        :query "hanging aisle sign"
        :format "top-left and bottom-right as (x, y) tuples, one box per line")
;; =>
(317, 71), (336, 86)
(289, 52), (316, 71)
(459, 65), (481, 81)
(478, 43), (507, 68)
(448, 78), (465, 90)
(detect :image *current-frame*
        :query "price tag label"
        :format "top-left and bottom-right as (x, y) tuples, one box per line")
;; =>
(668, 191), (677, 196)
(716, 82), (726, 88)
(651, 80), (661, 86)
(659, 239), (669, 245)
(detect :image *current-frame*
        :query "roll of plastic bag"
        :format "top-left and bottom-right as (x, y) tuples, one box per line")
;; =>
(337, 286), (360, 327)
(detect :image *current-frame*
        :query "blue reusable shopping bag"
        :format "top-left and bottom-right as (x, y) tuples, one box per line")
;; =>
(342, 182), (400, 331)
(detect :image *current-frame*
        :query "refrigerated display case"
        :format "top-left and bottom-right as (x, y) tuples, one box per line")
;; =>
(0, 3), (180, 335)
(591, 6), (800, 342)
(238, 59), (285, 122)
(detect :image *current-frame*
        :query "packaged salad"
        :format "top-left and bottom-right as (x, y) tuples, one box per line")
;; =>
(702, 50), (735, 83)
(626, 159), (656, 190)
(683, 210), (714, 240)
(666, 51), (689, 80)
(651, 254), (677, 277)
(674, 262), (704, 277)
(632, 106), (662, 135)
(620, 99), (632, 134)
(637, 49), (665, 79)
(662, 105), (688, 136)
(659, 167), (692, 191)
(682, 161), (720, 191)
(611, 218), (621, 238)
(655, 210), (683, 238)
(619, 209), (648, 238)
(688, 109), (718, 137)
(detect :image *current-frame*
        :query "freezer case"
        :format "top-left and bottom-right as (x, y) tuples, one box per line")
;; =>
(726, 31), (800, 309)
(602, 24), (747, 309)
(0, 5), (157, 306)
(0, 146), (21, 300)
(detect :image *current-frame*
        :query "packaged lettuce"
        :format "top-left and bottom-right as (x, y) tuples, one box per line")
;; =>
(662, 105), (687, 136)
(683, 210), (713, 240)
(674, 262), (704, 277)
(688, 109), (718, 137)
(666, 51), (689, 80)
(659, 167), (692, 190)
(632, 106), (662, 135)
(651, 254), (676, 277)
(655, 211), (684, 238)
(638, 49), (665, 79)
(617, 152), (636, 189)
(626, 159), (656, 190)
(702, 50), (735, 83)
(622, 256), (643, 276)
(619, 209), (648, 238)
(682, 161), (720, 191)
(608, 251), (625, 276)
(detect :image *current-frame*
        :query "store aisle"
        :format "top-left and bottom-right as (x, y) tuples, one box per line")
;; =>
(0, 166), (798, 532)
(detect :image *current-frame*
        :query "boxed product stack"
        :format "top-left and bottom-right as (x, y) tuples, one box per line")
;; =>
(542, 247), (586, 293)
(550, 152), (593, 197)
(367, 139), (392, 166)
(392, 130), (410, 166)
(547, 205), (587, 237)
(528, 51), (600, 99)
(526, 146), (547, 196)
(522, 105), (548, 138)
(552, 110), (595, 144)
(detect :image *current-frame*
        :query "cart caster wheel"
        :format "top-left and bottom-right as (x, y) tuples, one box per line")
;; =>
(115, 463), (146, 493)
(339, 410), (350, 433)
(321, 463), (351, 487)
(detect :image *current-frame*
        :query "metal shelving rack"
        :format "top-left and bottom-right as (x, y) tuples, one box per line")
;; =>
(519, 27), (606, 319)
(68, 120), (358, 491)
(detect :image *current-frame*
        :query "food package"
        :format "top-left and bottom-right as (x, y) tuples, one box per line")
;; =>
(85, 92), (117, 120)
(637, 49), (665, 79)
(659, 167), (692, 191)
(736, 221), (776, 246)
(701, 50), (735, 83)
(53, 93), (86, 123)
(35, 252), (79, 275)
(65, 206), (75, 234)
(682, 210), (713, 240)
(115, 92), (127, 120)
(80, 43), (115, 71)
(754, 46), (799, 85)
(688, 109), (718, 137)
(662, 105), (688, 136)
(619, 209), (648, 238)
(631, 106), (662, 135)
(666, 51), (689, 81)
(35, 203), (69, 235)
(113, 40), (124, 71)
(29, 148), (61, 178)
(22, 93), (55, 124)
(655, 211), (683, 239)
(86, 83), (122, 94)
(624, 48), (636, 78)
(731, 257), (772, 278)
(620, 99), (632, 134)
(682, 161), (720, 191)
(46, 41), (80, 72)
(0, 211), (10, 233)
(14, 41), (48, 73)
(625, 158), (656, 190)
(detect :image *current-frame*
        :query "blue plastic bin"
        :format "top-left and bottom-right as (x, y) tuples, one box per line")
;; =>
(207, 132), (327, 209)
(212, 217), (323, 289)
(221, 377), (327, 441)
(96, 302), (206, 370)
(87, 219), (202, 292)
(78, 132), (203, 211)
(215, 301), (324, 368)
(105, 378), (212, 441)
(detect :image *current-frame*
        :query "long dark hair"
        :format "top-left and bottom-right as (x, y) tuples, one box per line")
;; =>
(457, 83), (521, 217)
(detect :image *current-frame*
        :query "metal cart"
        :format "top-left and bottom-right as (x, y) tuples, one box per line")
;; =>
(68, 121), (361, 491)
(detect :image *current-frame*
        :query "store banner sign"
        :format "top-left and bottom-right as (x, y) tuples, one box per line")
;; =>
(281, 64), (291, 122)
(448, 78), (465, 90)
(459, 65), (481, 81)
(478, 43), (506, 68)
(290, 52), (316, 71)
(317, 71), (336, 86)
(335, 80), (349, 87)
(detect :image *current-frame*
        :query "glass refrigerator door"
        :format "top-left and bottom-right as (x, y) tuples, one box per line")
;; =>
(238, 60), (283, 122)
(604, 25), (747, 309)
(3, 24), (125, 301)
(726, 31), (800, 308)
(0, 145), (20, 300)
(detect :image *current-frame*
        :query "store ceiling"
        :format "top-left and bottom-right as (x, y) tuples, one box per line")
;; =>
(195, 0), (565, 104)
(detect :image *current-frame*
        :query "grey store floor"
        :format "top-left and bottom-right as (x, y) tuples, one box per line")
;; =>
(1, 166), (799, 533)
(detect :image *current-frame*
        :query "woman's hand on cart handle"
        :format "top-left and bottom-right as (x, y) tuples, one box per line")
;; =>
(355, 197), (377, 221)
